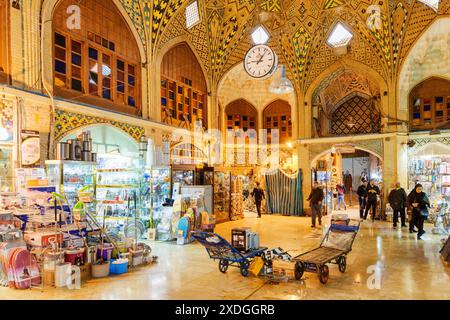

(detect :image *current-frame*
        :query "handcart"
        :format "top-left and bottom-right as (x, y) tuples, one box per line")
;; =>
(192, 232), (267, 277)
(294, 221), (360, 284)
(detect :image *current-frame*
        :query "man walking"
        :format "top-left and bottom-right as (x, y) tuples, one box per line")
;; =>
(364, 179), (380, 221)
(388, 182), (407, 228)
(252, 182), (265, 218)
(357, 180), (368, 219)
(307, 181), (324, 228)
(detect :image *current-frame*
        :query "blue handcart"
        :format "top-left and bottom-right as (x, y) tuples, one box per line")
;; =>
(294, 222), (360, 284)
(192, 232), (267, 277)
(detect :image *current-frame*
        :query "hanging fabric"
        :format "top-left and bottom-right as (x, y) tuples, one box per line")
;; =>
(265, 169), (303, 216)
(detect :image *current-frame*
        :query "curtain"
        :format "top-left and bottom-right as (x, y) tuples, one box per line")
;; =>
(265, 169), (303, 216)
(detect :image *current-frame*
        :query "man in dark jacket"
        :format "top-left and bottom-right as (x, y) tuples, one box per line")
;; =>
(307, 181), (324, 228)
(357, 180), (368, 219)
(364, 179), (380, 221)
(388, 182), (407, 228)
(252, 182), (265, 218)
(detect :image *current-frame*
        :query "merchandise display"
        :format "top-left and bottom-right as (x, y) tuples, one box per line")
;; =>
(214, 170), (231, 223)
(172, 167), (195, 186)
(230, 176), (244, 220)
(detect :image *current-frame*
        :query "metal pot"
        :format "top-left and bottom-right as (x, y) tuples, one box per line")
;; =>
(83, 140), (92, 152)
(82, 151), (91, 162)
(68, 139), (77, 160)
(91, 153), (97, 163)
(57, 142), (70, 160)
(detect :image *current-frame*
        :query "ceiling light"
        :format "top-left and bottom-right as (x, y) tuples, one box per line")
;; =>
(186, 1), (201, 29)
(327, 22), (353, 48)
(251, 25), (270, 45)
(269, 65), (294, 94)
(418, 0), (440, 11)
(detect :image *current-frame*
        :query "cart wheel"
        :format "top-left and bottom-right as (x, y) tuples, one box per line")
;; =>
(338, 256), (347, 273)
(240, 261), (249, 277)
(295, 262), (305, 280)
(219, 260), (229, 273)
(318, 265), (329, 284)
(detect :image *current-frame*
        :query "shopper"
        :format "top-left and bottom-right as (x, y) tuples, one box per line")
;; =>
(364, 179), (380, 221)
(407, 184), (430, 240)
(336, 183), (347, 210)
(344, 170), (353, 194)
(251, 182), (265, 218)
(307, 181), (324, 228)
(388, 182), (407, 228)
(357, 180), (368, 219)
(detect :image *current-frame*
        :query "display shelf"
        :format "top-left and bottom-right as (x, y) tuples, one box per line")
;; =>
(96, 184), (139, 188)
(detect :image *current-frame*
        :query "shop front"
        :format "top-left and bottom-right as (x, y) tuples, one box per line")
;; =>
(408, 137), (450, 235)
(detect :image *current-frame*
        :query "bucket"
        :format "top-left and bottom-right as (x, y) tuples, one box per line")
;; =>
(110, 259), (128, 275)
(64, 248), (85, 265)
(97, 244), (113, 261)
(91, 261), (110, 278)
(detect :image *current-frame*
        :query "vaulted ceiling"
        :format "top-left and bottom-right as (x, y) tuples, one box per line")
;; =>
(117, 0), (450, 92)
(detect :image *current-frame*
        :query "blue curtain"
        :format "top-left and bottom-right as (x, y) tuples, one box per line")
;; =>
(265, 170), (303, 216)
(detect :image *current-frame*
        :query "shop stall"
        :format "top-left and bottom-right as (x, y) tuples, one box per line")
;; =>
(214, 168), (231, 223)
(408, 142), (450, 234)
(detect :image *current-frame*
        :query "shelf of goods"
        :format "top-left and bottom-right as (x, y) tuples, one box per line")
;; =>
(231, 176), (244, 220)
(45, 160), (96, 209)
(408, 158), (450, 202)
(171, 167), (195, 187)
(214, 170), (231, 223)
(95, 164), (145, 239)
(149, 167), (171, 240)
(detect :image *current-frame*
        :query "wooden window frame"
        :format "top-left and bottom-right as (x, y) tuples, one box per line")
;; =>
(53, 29), (141, 111)
(161, 75), (207, 128)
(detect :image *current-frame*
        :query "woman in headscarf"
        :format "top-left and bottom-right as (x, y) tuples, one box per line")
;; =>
(407, 184), (430, 240)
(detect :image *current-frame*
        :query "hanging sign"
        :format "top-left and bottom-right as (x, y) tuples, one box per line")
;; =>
(21, 130), (41, 167)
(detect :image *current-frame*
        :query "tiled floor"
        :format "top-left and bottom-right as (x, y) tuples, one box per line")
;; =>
(1, 208), (449, 300)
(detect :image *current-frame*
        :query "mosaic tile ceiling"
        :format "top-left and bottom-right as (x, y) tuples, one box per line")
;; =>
(118, 0), (450, 90)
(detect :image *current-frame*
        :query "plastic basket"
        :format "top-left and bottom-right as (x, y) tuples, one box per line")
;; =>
(110, 259), (128, 275)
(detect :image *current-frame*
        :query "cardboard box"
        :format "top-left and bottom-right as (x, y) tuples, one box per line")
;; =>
(272, 259), (296, 279)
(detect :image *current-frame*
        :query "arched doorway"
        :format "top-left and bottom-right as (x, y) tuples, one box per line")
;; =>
(311, 145), (383, 215)
(160, 42), (207, 129)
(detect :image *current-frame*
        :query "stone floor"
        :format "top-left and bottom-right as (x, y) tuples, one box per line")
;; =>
(1, 208), (449, 300)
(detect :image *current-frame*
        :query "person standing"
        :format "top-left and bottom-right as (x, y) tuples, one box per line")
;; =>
(344, 170), (353, 194)
(307, 181), (324, 228)
(388, 182), (407, 228)
(336, 183), (347, 210)
(357, 180), (368, 219)
(407, 184), (430, 240)
(251, 182), (265, 218)
(364, 179), (380, 221)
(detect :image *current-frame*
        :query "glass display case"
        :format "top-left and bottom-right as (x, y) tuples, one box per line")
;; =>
(150, 166), (171, 229)
(45, 160), (96, 208)
(171, 165), (195, 186)
(95, 155), (145, 238)
(214, 170), (231, 223)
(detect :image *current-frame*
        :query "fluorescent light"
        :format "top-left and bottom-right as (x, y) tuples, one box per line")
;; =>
(327, 22), (353, 48)
(418, 0), (440, 11)
(251, 25), (270, 45)
(186, 1), (200, 29)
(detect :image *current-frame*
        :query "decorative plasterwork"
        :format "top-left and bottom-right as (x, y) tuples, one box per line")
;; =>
(54, 110), (145, 142)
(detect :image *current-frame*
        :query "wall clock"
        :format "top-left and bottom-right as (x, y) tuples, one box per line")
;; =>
(243, 44), (278, 79)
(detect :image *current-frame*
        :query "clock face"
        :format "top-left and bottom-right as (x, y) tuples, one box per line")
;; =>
(244, 44), (278, 79)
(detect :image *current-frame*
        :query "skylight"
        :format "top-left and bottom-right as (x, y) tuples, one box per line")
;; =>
(418, 0), (440, 11)
(186, 1), (200, 29)
(251, 25), (270, 45)
(326, 22), (354, 48)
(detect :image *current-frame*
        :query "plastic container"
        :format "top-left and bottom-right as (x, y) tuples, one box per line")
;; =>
(97, 244), (113, 261)
(91, 261), (110, 278)
(109, 259), (128, 275)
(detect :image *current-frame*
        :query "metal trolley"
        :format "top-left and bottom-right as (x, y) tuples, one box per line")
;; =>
(192, 232), (267, 277)
(294, 222), (360, 284)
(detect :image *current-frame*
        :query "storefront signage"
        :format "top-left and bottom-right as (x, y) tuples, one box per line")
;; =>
(21, 130), (41, 167)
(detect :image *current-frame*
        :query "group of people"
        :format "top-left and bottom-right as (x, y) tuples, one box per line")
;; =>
(385, 182), (430, 240)
(308, 179), (430, 240)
